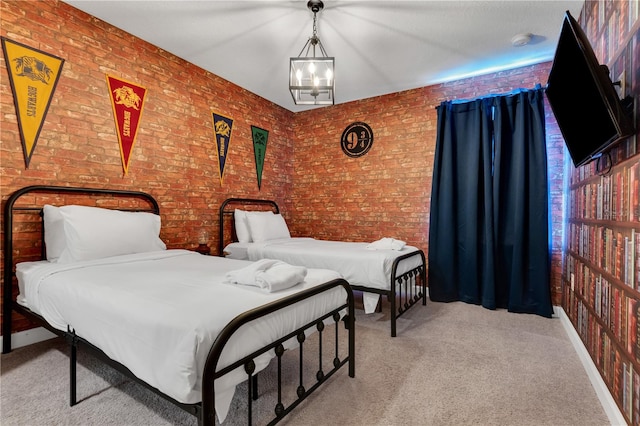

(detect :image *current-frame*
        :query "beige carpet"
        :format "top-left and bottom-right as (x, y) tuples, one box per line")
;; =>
(1, 300), (611, 425)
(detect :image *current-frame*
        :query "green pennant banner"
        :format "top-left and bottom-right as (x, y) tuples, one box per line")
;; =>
(251, 125), (269, 190)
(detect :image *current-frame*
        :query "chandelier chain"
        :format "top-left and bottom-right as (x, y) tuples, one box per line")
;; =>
(313, 11), (318, 38)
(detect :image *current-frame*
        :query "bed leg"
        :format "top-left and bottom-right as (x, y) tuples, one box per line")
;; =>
(70, 340), (77, 406)
(66, 328), (79, 406)
(390, 286), (397, 338)
(346, 314), (356, 378)
(2, 331), (11, 354)
(251, 375), (258, 400)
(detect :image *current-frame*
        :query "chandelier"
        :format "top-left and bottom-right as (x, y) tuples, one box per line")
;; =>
(289, 0), (334, 105)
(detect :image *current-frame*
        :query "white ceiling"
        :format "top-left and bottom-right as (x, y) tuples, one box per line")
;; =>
(65, 0), (584, 112)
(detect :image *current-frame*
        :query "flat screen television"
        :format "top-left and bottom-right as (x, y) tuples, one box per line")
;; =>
(546, 11), (635, 168)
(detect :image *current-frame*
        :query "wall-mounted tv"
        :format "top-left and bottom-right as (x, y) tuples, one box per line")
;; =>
(546, 11), (635, 168)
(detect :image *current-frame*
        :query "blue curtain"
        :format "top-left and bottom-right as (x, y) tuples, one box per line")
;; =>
(428, 88), (553, 317)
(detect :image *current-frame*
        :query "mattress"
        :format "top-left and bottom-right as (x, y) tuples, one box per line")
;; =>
(224, 238), (422, 313)
(16, 250), (345, 423)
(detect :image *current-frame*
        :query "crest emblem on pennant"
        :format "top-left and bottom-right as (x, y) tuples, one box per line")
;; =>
(251, 126), (269, 190)
(106, 75), (147, 175)
(1, 37), (65, 168)
(212, 112), (234, 184)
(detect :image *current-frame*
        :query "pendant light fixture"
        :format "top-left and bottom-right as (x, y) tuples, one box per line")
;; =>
(289, 0), (334, 105)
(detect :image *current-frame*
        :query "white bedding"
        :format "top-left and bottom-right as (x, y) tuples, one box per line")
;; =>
(224, 238), (422, 313)
(16, 250), (345, 423)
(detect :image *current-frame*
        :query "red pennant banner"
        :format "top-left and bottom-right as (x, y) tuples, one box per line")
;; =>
(106, 75), (147, 175)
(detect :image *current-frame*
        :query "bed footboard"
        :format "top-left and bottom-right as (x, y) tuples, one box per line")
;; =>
(202, 278), (355, 426)
(389, 249), (427, 337)
(351, 249), (426, 337)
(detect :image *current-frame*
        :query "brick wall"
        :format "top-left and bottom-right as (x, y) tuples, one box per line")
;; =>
(1, 0), (566, 334)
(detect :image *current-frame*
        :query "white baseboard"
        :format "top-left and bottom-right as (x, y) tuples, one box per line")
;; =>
(555, 305), (626, 426)
(0, 327), (57, 351)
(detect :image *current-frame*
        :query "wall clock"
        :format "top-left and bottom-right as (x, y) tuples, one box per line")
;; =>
(341, 122), (373, 157)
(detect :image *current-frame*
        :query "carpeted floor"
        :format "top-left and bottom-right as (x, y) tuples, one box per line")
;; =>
(1, 300), (611, 425)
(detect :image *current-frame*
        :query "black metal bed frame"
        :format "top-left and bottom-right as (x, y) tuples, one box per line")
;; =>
(3, 185), (355, 425)
(219, 197), (427, 337)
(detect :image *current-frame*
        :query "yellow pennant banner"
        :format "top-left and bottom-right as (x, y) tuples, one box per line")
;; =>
(2, 37), (64, 168)
(106, 75), (147, 175)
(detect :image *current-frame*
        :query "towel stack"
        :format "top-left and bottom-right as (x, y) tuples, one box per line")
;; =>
(365, 237), (406, 251)
(225, 259), (307, 292)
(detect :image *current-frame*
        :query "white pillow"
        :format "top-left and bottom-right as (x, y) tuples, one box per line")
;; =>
(234, 209), (251, 243)
(235, 209), (273, 243)
(43, 205), (67, 262)
(56, 205), (166, 263)
(246, 213), (291, 243)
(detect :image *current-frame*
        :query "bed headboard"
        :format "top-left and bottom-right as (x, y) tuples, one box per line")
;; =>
(2, 185), (160, 353)
(218, 198), (279, 256)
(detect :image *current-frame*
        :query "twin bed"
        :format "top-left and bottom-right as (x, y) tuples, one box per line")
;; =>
(2, 186), (355, 425)
(219, 198), (427, 337)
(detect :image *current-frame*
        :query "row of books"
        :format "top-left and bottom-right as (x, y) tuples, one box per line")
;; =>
(586, 0), (639, 66)
(567, 225), (639, 288)
(569, 161), (640, 221)
(567, 257), (638, 355)
(566, 289), (638, 423)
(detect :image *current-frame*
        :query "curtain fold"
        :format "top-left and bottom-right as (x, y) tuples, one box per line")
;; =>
(428, 99), (493, 304)
(428, 88), (552, 317)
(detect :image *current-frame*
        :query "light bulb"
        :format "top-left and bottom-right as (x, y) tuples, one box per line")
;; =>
(308, 62), (316, 74)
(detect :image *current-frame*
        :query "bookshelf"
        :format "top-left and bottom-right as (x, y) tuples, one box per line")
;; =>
(564, 156), (639, 424)
(562, 2), (640, 424)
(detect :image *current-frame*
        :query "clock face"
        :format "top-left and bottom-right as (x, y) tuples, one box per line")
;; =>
(341, 122), (373, 158)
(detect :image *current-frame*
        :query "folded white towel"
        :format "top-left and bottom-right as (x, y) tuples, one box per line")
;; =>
(225, 258), (307, 292)
(365, 237), (406, 251)
(256, 261), (308, 292)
